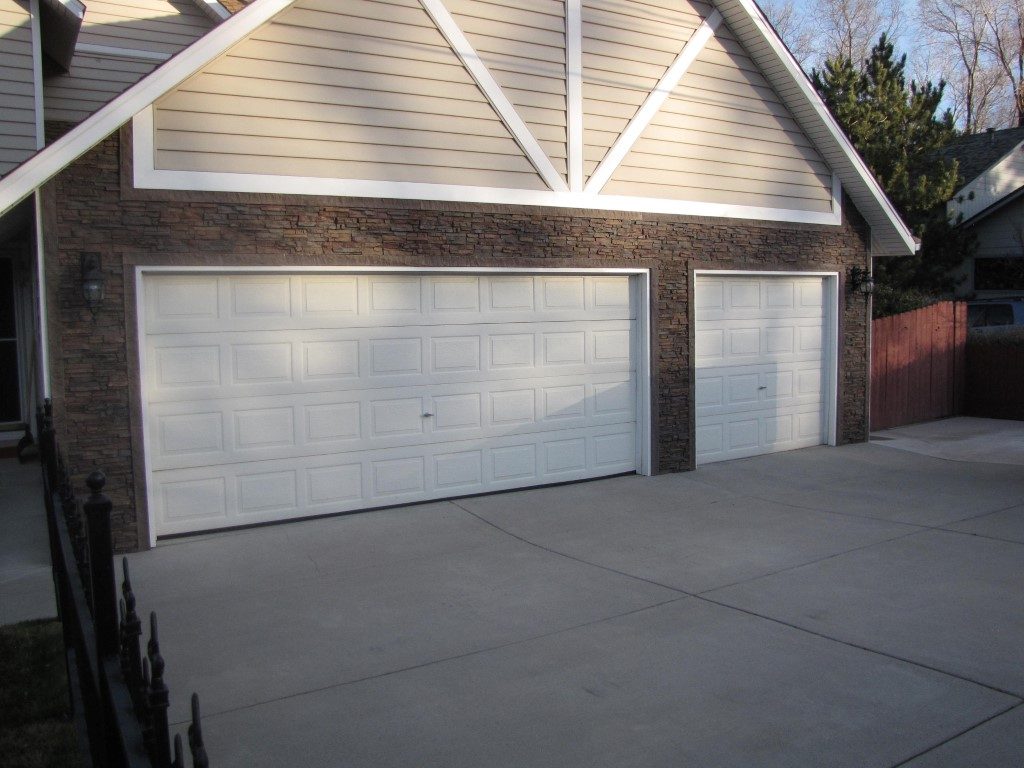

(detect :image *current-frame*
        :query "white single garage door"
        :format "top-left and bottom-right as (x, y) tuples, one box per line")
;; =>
(694, 273), (834, 465)
(142, 272), (641, 536)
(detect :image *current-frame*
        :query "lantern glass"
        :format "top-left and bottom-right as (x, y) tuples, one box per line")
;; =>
(80, 253), (104, 312)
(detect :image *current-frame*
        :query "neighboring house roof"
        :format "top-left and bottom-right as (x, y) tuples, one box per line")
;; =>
(938, 127), (1024, 186)
(946, 129), (1024, 226)
(0, 0), (917, 256)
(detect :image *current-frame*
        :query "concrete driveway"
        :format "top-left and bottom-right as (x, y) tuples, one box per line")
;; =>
(122, 418), (1024, 767)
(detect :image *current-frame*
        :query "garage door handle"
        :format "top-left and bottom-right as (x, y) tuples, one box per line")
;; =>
(758, 386), (767, 390)
(422, 412), (434, 418)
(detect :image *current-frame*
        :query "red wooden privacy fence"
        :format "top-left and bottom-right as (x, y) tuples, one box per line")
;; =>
(870, 301), (967, 431)
(965, 332), (1024, 421)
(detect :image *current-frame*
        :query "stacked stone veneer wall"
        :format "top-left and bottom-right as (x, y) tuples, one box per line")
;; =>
(44, 126), (873, 551)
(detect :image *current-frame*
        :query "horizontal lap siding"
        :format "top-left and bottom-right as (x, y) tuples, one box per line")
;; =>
(972, 198), (1024, 258)
(581, 0), (708, 179)
(0, 0), (36, 176)
(604, 23), (833, 212)
(153, 0), (545, 190)
(45, 0), (213, 123)
(448, 0), (568, 178)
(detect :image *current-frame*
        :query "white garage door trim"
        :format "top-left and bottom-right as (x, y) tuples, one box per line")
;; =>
(693, 270), (839, 463)
(135, 266), (652, 546)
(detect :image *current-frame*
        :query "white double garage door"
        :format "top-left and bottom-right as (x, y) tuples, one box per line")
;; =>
(143, 272), (645, 537)
(141, 271), (834, 537)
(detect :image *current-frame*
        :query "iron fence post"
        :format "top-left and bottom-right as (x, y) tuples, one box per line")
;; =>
(39, 399), (56, 501)
(147, 612), (172, 768)
(84, 470), (119, 659)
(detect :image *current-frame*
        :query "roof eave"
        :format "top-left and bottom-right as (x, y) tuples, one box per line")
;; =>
(714, 0), (917, 257)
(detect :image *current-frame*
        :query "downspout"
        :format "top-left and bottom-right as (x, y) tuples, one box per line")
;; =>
(33, 193), (50, 401)
(30, 0), (51, 402)
(865, 242), (874, 441)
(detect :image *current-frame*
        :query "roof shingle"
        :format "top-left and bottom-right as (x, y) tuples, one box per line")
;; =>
(937, 127), (1024, 186)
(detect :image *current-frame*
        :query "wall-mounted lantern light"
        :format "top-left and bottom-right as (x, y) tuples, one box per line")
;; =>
(849, 266), (874, 296)
(80, 252), (104, 313)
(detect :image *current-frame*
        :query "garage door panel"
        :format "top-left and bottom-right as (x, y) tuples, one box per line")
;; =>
(145, 274), (636, 335)
(150, 421), (637, 536)
(696, 396), (825, 419)
(696, 405), (824, 463)
(147, 373), (636, 473)
(696, 362), (824, 416)
(695, 324), (825, 368)
(695, 277), (826, 323)
(147, 320), (635, 404)
(695, 306), (826, 322)
(695, 273), (831, 465)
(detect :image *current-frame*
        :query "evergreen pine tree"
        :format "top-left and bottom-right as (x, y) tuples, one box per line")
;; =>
(812, 35), (974, 309)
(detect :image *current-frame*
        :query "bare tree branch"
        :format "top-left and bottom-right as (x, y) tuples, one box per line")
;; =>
(919, 0), (1009, 131)
(809, 0), (905, 66)
(760, 0), (817, 66)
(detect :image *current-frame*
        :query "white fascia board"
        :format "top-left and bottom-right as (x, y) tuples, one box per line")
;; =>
(948, 140), (1024, 224)
(0, 0), (297, 217)
(715, 0), (917, 256)
(132, 121), (840, 226)
(191, 0), (231, 22)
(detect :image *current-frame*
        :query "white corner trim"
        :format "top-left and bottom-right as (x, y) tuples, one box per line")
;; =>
(726, 0), (915, 254)
(566, 0), (583, 193)
(0, 0), (298, 218)
(75, 43), (173, 62)
(134, 105), (155, 172)
(132, 129), (841, 226)
(584, 10), (723, 195)
(832, 173), (842, 222)
(33, 190), (50, 400)
(418, 0), (569, 194)
(191, 0), (231, 22)
(29, 0), (44, 150)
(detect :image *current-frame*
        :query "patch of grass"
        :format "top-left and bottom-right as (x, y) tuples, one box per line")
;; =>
(0, 619), (83, 768)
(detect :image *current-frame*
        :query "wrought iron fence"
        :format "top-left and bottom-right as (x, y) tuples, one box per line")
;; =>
(38, 399), (210, 768)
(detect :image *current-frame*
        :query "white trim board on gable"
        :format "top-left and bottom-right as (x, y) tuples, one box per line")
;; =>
(0, 0), (916, 255)
(132, 105), (841, 226)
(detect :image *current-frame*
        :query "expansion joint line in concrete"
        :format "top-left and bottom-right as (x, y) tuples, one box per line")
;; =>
(887, 700), (1024, 768)
(705, 483), (1024, 548)
(450, 502), (1024, 702)
(172, 592), (690, 726)
(450, 500), (693, 597)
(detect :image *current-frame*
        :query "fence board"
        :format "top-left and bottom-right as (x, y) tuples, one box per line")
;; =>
(953, 302), (967, 414)
(870, 301), (966, 431)
(966, 333), (1024, 420)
